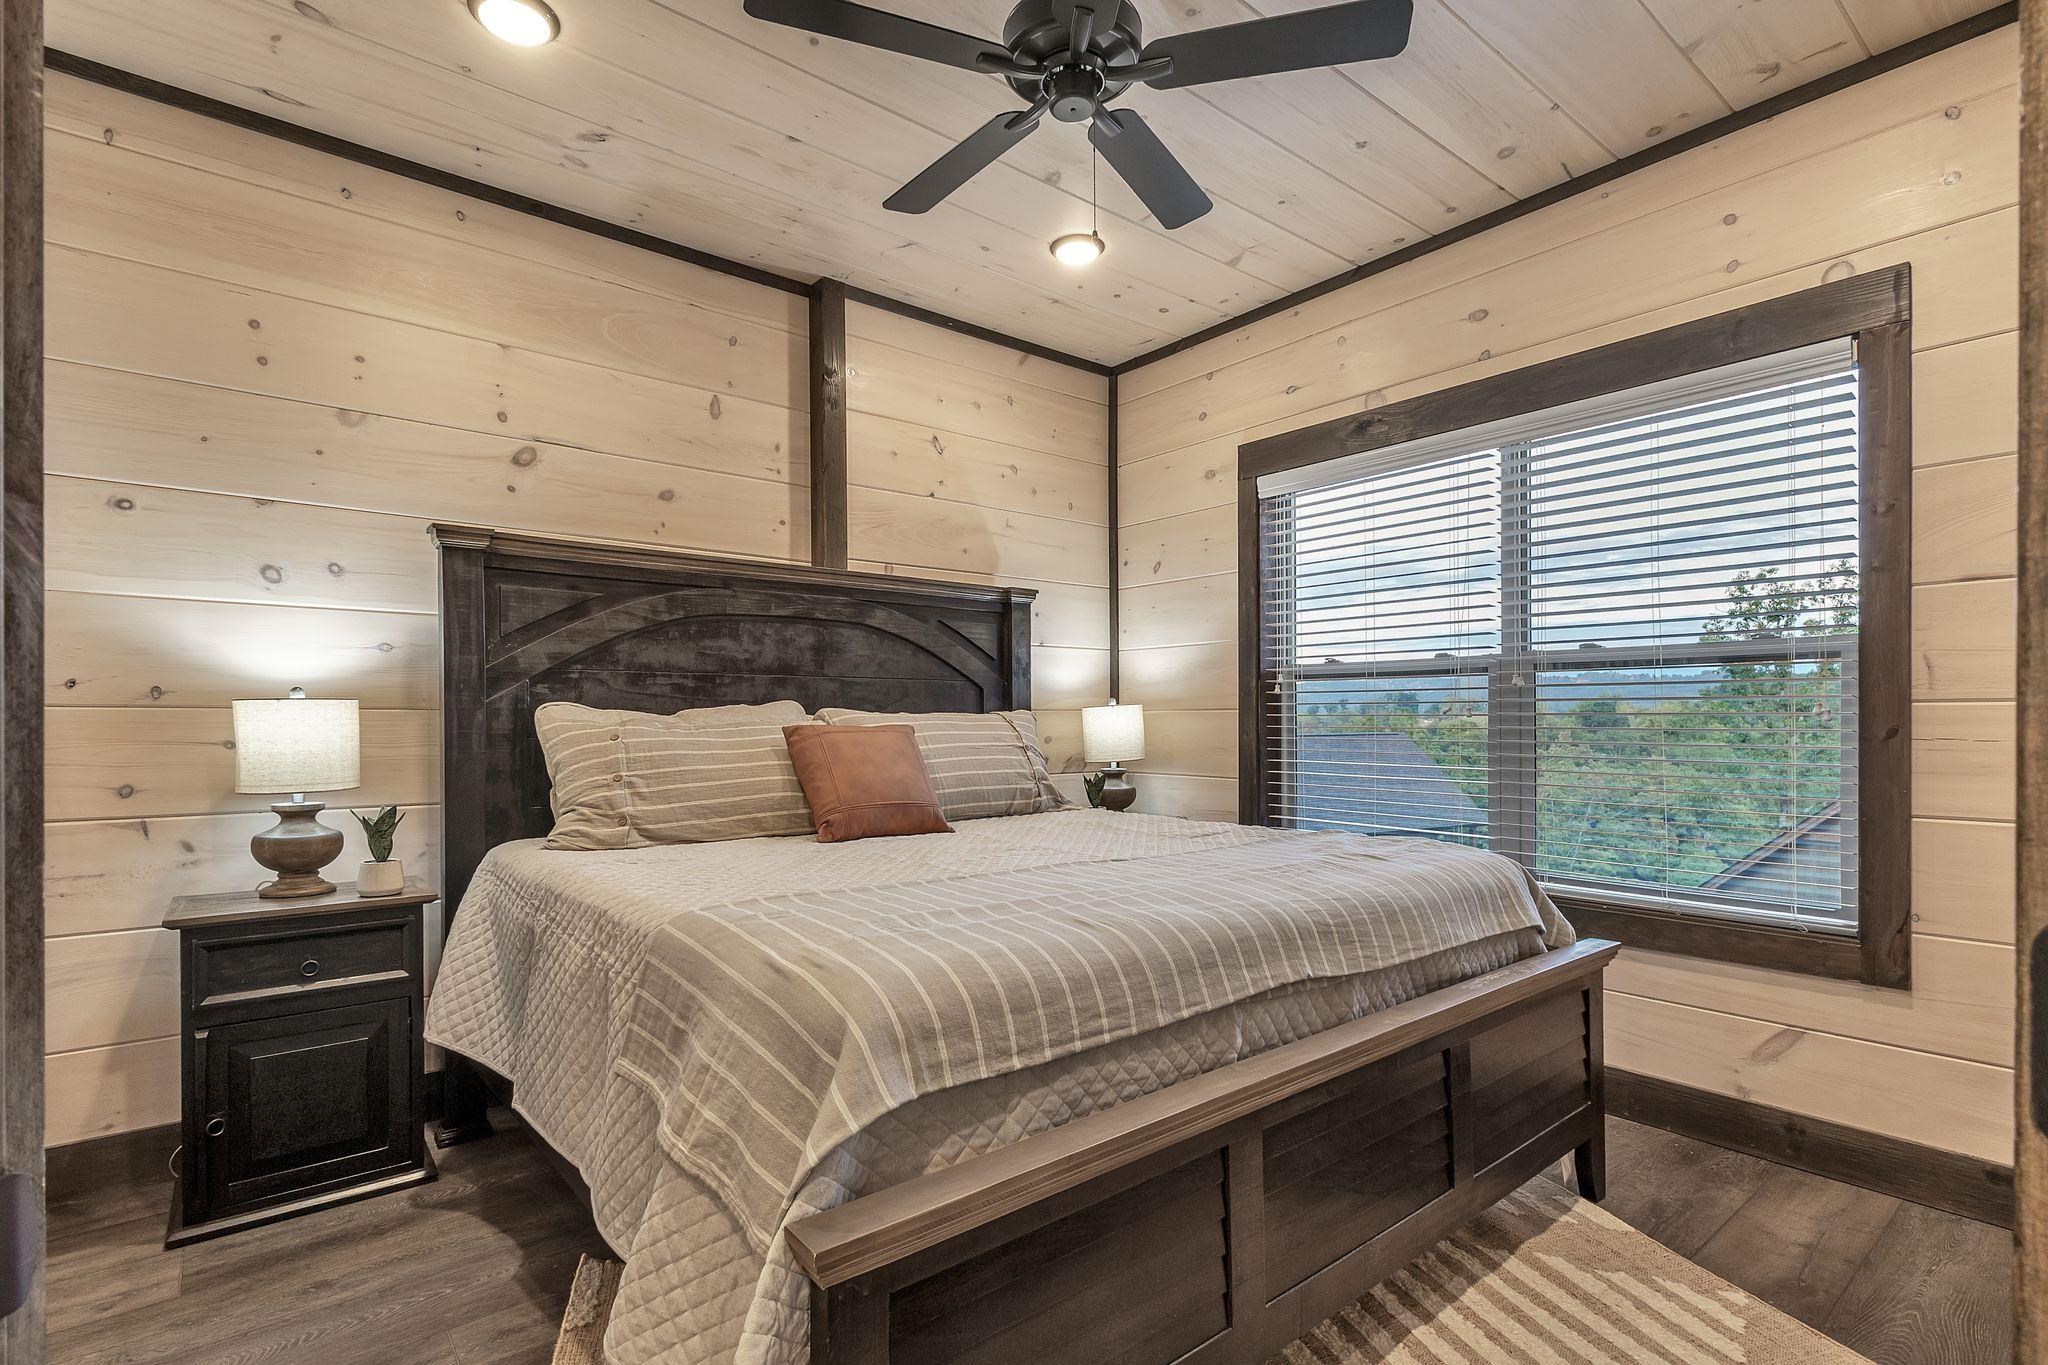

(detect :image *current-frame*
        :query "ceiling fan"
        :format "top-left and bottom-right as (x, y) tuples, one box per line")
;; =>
(742, 0), (1414, 230)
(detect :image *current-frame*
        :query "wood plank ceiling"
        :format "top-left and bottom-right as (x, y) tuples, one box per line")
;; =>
(48, 0), (2003, 364)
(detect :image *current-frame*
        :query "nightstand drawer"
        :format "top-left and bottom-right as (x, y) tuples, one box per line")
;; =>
(191, 915), (413, 1010)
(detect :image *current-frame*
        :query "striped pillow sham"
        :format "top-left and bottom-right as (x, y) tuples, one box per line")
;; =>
(815, 709), (1068, 821)
(535, 701), (816, 849)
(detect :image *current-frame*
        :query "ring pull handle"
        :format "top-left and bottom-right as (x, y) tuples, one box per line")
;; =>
(204, 1116), (227, 1139)
(300, 959), (320, 978)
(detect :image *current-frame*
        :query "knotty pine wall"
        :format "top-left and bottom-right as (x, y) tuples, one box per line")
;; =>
(1116, 28), (2020, 1163)
(40, 75), (1109, 1145)
(844, 302), (1112, 763)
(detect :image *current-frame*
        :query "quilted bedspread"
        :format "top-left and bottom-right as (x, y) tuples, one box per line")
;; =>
(425, 810), (1572, 1365)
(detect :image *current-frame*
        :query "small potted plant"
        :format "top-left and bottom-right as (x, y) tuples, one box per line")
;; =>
(353, 806), (407, 897)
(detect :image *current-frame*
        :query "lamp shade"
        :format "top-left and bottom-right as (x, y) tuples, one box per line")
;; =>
(232, 692), (361, 795)
(1082, 702), (1145, 764)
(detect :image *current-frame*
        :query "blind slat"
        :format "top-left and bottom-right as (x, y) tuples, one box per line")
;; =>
(1259, 350), (1861, 930)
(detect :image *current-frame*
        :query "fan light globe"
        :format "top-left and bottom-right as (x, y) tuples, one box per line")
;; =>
(469, 0), (560, 46)
(1050, 232), (1106, 267)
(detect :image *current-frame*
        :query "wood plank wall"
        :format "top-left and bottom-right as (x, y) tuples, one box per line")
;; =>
(1114, 28), (2021, 1163)
(843, 301), (1113, 790)
(39, 76), (1110, 1145)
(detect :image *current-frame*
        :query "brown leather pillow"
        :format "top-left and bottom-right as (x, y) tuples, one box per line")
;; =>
(783, 724), (953, 843)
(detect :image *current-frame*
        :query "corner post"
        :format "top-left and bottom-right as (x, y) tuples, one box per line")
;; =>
(810, 280), (850, 570)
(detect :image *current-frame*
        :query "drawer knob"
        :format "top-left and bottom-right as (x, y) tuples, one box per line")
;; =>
(204, 1116), (227, 1139)
(299, 959), (320, 978)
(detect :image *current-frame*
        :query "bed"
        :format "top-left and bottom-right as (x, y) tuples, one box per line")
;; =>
(421, 526), (1616, 1365)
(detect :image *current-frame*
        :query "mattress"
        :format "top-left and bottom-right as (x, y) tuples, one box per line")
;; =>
(425, 810), (1572, 1365)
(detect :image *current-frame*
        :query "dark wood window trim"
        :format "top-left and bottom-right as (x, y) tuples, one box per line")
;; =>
(1237, 269), (1913, 988)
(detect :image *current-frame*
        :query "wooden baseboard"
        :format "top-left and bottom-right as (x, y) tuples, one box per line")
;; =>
(47, 1123), (178, 1203)
(1608, 1069), (2014, 1229)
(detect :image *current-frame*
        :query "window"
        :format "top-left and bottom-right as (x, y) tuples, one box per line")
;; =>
(1238, 275), (1911, 986)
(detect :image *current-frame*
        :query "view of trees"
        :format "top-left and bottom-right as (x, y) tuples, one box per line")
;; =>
(1298, 562), (1856, 906)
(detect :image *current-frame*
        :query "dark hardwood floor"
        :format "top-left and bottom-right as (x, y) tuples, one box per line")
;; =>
(1599, 1120), (2014, 1365)
(46, 1124), (610, 1364)
(45, 1117), (2011, 1364)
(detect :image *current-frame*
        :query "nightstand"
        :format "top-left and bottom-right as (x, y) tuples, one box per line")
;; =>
(162, 880), (438, 1247)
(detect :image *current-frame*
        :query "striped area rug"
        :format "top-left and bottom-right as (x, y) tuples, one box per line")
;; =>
(1270, 1176), (1868, 1363)
(553, 1176), (1868, 1364)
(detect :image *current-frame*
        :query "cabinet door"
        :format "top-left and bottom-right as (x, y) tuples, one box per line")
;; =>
(197, 997), (416, 1216)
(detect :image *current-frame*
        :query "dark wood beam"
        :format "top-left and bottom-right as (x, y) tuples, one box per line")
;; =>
(809, 280), (850, 571)
(1106, 372), (1120, 699)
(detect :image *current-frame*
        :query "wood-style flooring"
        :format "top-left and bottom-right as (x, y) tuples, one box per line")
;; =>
(46, 1117), (2011, 1364)
(1598, 1122), (2013, 1364)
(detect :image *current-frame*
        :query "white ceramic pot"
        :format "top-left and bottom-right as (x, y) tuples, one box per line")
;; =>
(357, 859), (405, 897)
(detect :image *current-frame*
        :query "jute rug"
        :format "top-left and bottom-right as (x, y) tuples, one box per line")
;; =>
(553, 1176), (1869, 1363)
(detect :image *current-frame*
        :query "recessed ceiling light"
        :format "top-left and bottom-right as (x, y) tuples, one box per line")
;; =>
(468, 0), (560, 46)
(1050, 232), (1105, 267)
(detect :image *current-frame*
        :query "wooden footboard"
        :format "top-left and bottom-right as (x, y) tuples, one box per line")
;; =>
(788, 939), (1618, 1365)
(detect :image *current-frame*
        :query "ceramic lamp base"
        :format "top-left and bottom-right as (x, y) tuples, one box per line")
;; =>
(252, 799), (344, 900)
(1098, 765), (1137, 812)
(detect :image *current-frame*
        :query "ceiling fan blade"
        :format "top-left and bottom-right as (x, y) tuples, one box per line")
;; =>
(1068, 4), (1096, 59)
(1088, 108), (1212, 230)
(885, 111), (1043, 214)
(742, 0), (1008, 73)
(1138, 0), (1413, 89)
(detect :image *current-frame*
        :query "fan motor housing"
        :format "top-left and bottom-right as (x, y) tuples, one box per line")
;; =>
(1001, 0), (1145, 106)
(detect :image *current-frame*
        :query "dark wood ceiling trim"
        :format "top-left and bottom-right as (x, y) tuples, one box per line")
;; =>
(50, 6), (2011, 389)
(1111, 2), (2017, 378)
(44, 49), (807, 298)
(809, 279), (850, 571)
(46, 6), (2009, 389)
(40, 48), (1114, 378)
(839, 284), (1115, 377)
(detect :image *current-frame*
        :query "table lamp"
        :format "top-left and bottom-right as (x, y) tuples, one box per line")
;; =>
(1081, 700), (1144, 812)
(232, 687), (361, 899)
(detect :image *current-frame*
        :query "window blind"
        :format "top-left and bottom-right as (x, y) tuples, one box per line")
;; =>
(1258, 340), (1861, 932)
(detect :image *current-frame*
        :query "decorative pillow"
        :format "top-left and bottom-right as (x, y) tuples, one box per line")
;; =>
(783, 724), (953, 843)
(814, 708), (1067, 821)
(535, 701), (817, 849)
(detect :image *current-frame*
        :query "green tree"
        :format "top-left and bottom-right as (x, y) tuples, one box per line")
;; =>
(1299, 563), (1856, 904)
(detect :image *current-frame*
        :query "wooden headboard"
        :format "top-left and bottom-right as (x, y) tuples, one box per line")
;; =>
(433, 526), (1035, 913)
